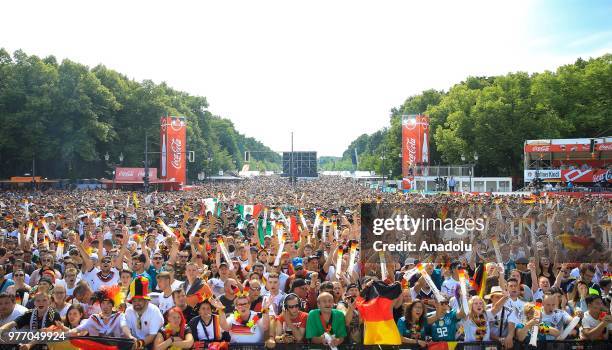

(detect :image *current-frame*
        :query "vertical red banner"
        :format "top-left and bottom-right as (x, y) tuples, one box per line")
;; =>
(402, 114), (429, 178)
(160, 116), (187, 185)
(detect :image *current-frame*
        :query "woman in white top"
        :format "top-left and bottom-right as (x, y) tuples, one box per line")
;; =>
(460, 294), (508, 342)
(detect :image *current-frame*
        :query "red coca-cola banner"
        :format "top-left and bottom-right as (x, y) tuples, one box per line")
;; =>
(115, 167), (158, 182)
(524, 142), (612, 153)
(402, 114), (429, 177)
(160, 116), (187, 185)
(560, 168), (612, 183)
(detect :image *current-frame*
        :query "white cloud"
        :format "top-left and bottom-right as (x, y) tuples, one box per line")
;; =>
(0, 0), (608, 156)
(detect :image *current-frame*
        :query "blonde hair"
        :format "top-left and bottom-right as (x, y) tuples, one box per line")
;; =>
(468, 295), (486, 319)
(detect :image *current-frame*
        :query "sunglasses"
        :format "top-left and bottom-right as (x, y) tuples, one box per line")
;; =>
(14, 273), (25, 277)
(236, 302), (249, 307)
(286, 304), (299, 309)
(153, 257), (163, 260)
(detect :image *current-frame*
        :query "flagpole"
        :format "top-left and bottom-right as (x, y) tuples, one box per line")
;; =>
(291, 131), (294, 186)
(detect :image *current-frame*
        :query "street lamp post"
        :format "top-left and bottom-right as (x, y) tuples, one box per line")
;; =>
(105, 152), (123, 191)
(461, 152), (478, 192)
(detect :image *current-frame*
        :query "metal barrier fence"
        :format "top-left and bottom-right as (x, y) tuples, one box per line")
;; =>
(195, 341), (609, 350)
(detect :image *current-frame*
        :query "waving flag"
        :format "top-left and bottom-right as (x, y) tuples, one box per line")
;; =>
(204, 198), (221, 216)
(257, 219), (271, 246)
(290, 215), (299, 242)
(356, 280), (402, 345)
(49, 336), (135, 350)
(237, 204), (263, 220)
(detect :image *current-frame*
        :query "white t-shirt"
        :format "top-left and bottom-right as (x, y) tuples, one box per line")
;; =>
(579, 311), (609, 340)
(541, 309), (573, 340)
(261, 292), (286, 316)
(487, 305), (519, 338)
(171, 279), (184, 292)
(125, 303), (164, 340)
(505, 298), (526, 322)
(441, 278), (461, 298)
(195, 317), (218, 341)
(0, 304), (27, 327)
(153, 292), (174, 314)
(225, 310), (265, 343)
(82, 267), (120, 292)
(461, 313), (493, 341)
(76, 312), (127, 337)
(58, 303), (71, 319)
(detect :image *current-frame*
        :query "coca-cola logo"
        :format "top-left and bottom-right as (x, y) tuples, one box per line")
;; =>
(593, 170), (612, 183)
(598, 143), (612, 151)
(170, 118), (185, 132)
(531, 146), (550, 152)
(170, 138), (182, 169)
(406, 138), (417, 165)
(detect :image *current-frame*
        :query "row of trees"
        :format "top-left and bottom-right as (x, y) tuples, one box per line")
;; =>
(342, 54), (611, 178)
(0, 49), (280, 180)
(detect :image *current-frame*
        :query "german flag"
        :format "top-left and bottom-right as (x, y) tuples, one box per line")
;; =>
(559, 233), (593, 251)
(48, 336), (135, 350)
(470, 263), (488, 298)
(355, 280), (402, 345)
(429, 342), (458, 350)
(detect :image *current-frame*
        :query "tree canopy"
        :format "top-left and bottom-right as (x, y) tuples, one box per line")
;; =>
(341, 54), (611, 177)
(0, 49), (280, 180)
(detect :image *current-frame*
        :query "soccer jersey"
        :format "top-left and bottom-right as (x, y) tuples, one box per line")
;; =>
(76, 312), (127, 337)
(429, 310), (460, 341)
(82, 267), (120, 292)
(226, 310), (265, 343)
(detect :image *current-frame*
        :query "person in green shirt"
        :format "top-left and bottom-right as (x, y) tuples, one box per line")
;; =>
(305, 292), (346, 346)
(427, 298), (461, 341)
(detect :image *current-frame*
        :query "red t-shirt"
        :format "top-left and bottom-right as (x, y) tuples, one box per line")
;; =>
(276, 311), (308, 331)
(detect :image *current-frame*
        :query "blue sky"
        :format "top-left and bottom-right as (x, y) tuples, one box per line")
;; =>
(1, 1), (610, 156)
(526, 0), (612, 55)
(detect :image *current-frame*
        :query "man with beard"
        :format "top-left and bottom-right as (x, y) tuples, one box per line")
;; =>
(70, 287), (135, 339)
(171, 288), (197, 321)
(81, 253), (120, 292)
(125, 277), (164, 350)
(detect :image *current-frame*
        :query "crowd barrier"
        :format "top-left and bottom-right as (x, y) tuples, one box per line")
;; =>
(192, 340), (609, 350)
(37, 337), (609, 350)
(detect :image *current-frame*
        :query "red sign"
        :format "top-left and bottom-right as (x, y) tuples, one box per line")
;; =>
(402, 115), (429, 177)
(115, 168), (158, 182)
(160, 116), (187, 185)
(402, 177), (414, 190)
(524, 142), (612, 153)
(560, 169), (612, 183)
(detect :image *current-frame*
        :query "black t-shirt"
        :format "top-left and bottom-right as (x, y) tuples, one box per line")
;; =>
(15, 308), (62, 330)
(157, 325), (192, 340)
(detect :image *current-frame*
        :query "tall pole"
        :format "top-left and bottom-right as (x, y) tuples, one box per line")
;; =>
(32, 151), (35, 189)
(382, 146), (386, 188)
(144, 134), (149, 193)
(290, 131), (294, 185)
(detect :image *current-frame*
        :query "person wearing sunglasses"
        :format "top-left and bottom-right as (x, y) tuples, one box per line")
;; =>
(274, 293), (307, 344)
(28, 253), (61, 286)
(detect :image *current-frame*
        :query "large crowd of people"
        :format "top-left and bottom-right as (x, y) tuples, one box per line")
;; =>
(0, 176), (609, 350)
